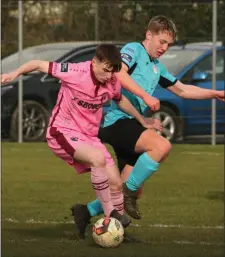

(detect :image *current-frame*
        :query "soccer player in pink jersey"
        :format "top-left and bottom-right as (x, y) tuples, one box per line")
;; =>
(1, 44), (153, 240)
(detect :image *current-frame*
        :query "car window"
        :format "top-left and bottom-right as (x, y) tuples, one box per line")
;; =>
(68, 50), (95, 63)
(159, 49), (204, 76)
(182, 49), (224, 82)
(192, 50), (224, 80)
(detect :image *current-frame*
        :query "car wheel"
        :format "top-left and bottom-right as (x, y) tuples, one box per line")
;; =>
(150, 105), (181, 142)
(10, 100), (49, 142)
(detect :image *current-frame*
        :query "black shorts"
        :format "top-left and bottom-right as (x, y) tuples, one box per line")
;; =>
(98, 119), (146, 170)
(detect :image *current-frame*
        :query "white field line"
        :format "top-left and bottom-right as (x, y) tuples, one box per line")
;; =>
(4, 218), (224, 230)
(181, 151), (223, 156)
(172, 241), (224, 246)
(6, 238), (224, 246)
(132, 223), (224, 230)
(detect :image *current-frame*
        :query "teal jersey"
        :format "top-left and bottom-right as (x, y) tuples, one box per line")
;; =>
(103, 42), (177, 127)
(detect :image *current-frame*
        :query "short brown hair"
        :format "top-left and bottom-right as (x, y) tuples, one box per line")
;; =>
(95, 44), (122, 72)
(147, 15), (177, 41)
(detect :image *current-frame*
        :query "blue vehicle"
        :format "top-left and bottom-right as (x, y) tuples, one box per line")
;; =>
(150, 42), (225, 142)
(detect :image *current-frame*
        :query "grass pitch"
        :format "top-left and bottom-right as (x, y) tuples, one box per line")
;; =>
(1, 143), (224, 257)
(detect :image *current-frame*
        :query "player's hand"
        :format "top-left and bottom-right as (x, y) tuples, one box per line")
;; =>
(215, 90), (225, 102)
(142, 94), (160, 111)
(139, 117), (163, 132)
(1, 71), (18, 85)
(144, 117), (163, 132)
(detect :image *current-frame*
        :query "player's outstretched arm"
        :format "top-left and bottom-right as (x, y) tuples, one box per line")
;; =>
(1, 60), (49, 85)
(116, 95), (151, 129)
(167, 80), (225, 101)
(116, 63), (160, 111)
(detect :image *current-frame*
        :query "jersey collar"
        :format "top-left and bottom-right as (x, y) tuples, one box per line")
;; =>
(140, 42), (155, 62)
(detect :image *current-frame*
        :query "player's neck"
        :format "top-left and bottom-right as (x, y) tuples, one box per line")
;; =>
(141, 40), (154, 61)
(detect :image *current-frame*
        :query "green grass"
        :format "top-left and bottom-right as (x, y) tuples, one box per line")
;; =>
(1, 143), (224, 257)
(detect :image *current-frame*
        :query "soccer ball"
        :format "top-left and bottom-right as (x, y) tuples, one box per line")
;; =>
(92, 217), (124, 248)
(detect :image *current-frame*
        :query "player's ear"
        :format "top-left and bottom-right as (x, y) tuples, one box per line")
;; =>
(92, 58), (96, 65)
(92, 57), (100, 68)
(146, 30), (152, 40)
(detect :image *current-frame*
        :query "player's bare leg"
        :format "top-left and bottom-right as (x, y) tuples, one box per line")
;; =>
(71, 144), (131, 239)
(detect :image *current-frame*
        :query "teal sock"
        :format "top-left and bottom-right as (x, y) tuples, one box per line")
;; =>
(126, 152), (159, 191)
(87, 199), (104, 217)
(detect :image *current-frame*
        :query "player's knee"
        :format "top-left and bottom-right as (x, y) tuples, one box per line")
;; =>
(150, 138), (171, 161)
(89, 151), (106, 167)
(154, 137), (171, 156)
(160, 139), (171, 155)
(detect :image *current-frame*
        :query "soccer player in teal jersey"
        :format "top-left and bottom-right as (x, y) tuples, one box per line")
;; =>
(103, 41), (177, 127)
(71, 15), (224, 239)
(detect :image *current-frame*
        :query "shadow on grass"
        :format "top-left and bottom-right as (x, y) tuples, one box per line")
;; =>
(2, 223), (224, 257)
(205, 191), (224, 201)
(4, 223), (95, 243)
(4, 223), (141, 247)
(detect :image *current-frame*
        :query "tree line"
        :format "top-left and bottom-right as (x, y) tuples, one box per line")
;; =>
(1, 0), (225, 58)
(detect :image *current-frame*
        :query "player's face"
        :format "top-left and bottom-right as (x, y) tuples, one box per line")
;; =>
(92, 59), (113, 84)
(146, 31), (174, 58)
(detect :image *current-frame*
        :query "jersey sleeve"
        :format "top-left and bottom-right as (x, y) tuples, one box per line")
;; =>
(120, 43), (139, 69)
(158, 62), (177, 88)
(48, 62), (79, 84)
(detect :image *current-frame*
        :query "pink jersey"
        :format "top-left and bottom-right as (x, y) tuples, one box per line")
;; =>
(46, 61), (121, 138)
